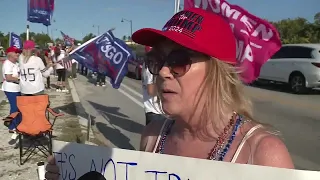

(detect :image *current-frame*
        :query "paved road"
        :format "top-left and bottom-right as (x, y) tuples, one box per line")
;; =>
(72, 74), (320, 171)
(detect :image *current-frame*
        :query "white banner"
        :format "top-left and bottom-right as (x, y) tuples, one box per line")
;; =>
(53, 140), (319, 180)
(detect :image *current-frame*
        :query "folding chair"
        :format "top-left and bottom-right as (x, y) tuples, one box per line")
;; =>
(2, 94), (64, 165)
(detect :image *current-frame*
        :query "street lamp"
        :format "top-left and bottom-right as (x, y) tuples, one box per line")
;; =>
(121, 18), (133, 44)
(51, 28), (57, 43)
(93, 25), (100, 35)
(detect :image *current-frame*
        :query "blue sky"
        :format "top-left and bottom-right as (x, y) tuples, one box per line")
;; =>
(0, 0), (319, 41)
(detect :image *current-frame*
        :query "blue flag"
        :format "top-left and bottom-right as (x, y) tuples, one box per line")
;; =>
(69, 31), (134, 89)
(9, 32), (22, 49)
(27, 0), (52, 26)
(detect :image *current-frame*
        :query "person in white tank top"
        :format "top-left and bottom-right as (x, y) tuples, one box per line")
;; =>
(19, 40), (54, 95)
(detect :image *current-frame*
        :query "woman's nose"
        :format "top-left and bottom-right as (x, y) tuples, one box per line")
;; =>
(159, 65), (174, 79)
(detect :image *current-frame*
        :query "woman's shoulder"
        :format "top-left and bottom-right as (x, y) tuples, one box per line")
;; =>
(30, 55), (43, 62)
(242, 121), (294, 168)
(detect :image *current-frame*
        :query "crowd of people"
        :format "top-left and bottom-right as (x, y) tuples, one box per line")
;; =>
(1, 39), (109, 134)
(1, 40), (77, 132)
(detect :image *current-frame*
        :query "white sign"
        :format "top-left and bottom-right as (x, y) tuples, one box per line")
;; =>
(53, 140), (319, 180)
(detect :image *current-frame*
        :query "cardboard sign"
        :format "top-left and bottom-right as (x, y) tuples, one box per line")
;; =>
(53, 140), (319, 180)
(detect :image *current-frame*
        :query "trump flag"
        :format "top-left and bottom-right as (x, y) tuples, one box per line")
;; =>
(27, 0), (52, 26)
(68, 30), (134, 89)
(9, 32), (22, 49)
(184, 0), (282, 83)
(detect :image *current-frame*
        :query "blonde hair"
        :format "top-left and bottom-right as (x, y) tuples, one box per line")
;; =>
(22, 49), (34, 63)
(199, 58), (254, 133)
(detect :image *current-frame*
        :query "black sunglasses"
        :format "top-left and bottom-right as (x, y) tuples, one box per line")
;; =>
(146, 49), (201, 77)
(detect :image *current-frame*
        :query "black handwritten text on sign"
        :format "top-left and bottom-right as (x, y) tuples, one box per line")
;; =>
(53, 152), (191, 180)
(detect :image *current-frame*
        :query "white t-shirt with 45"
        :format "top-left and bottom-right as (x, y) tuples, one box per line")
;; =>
(19, 55), (53, 94)
(1, 60), (20, 92)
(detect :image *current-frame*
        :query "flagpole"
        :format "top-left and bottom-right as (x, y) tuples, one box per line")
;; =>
(177, 0), (181, 12)
(8, 32), (11, 47)
(26, 25), (30, 40)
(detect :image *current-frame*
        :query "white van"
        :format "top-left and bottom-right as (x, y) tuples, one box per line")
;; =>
(258, 44), (320, 94)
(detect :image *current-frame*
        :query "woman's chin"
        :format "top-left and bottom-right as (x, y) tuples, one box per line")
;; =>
(162, 103), (180, 117)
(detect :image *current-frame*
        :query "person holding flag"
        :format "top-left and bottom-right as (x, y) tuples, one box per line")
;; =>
(2, 46), (22, 132)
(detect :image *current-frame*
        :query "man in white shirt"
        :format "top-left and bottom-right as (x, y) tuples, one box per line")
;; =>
(2, 46), (21, 131)
(142, 62), (166, 125)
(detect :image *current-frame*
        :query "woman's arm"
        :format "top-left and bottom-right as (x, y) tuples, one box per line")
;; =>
(3, 62), (19, 83)
(4, 74), (19, 83)
(38, 57), (53, 78)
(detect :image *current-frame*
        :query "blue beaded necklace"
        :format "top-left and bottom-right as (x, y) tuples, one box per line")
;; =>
(158, 114), (246, 161)
(217, 115), (243, 161)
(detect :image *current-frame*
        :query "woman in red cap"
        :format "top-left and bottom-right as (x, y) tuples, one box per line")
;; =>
(45, 8), (293, 179)
(2, 46), (22, 132)
(133, 8), (293, 168)
(19, 40), (54, 95)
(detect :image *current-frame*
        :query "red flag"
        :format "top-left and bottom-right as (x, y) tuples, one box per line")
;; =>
(49, 0), (54, 11)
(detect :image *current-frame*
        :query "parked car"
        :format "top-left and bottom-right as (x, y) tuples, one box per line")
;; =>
(257, 44), (320, 94)
(127, 56), (144, 80)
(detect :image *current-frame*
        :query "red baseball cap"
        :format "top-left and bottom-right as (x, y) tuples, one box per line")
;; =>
(132, 8), (236, 64)
(6, 46), (22, 54)
(44, 51), (49, 57)
(54, 47), (60, 52)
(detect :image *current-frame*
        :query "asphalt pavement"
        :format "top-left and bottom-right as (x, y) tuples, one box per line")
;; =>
(57, 74), (320, 171)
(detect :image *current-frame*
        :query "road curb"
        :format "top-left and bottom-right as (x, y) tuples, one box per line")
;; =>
(67, 78), (96, 145)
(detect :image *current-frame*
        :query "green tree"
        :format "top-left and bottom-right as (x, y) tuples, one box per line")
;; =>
(54, 38), (63, 44)
(271, 13), (320, 44)
(314, 12), (320, 25)
(74, 39), (82, 45)
(122, 35), (127, 41)
(34, 33), (51, 47)
(82, 33), (96, 43)
(0, 32), (9, 49)
(19, 32), (52, 46)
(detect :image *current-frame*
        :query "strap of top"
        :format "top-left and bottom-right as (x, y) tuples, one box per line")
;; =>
(230, 124), (264, 163)
(152, 119), (170, 153)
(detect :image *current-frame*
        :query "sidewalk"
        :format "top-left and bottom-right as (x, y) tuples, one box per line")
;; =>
(0, 76), (87, 180)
